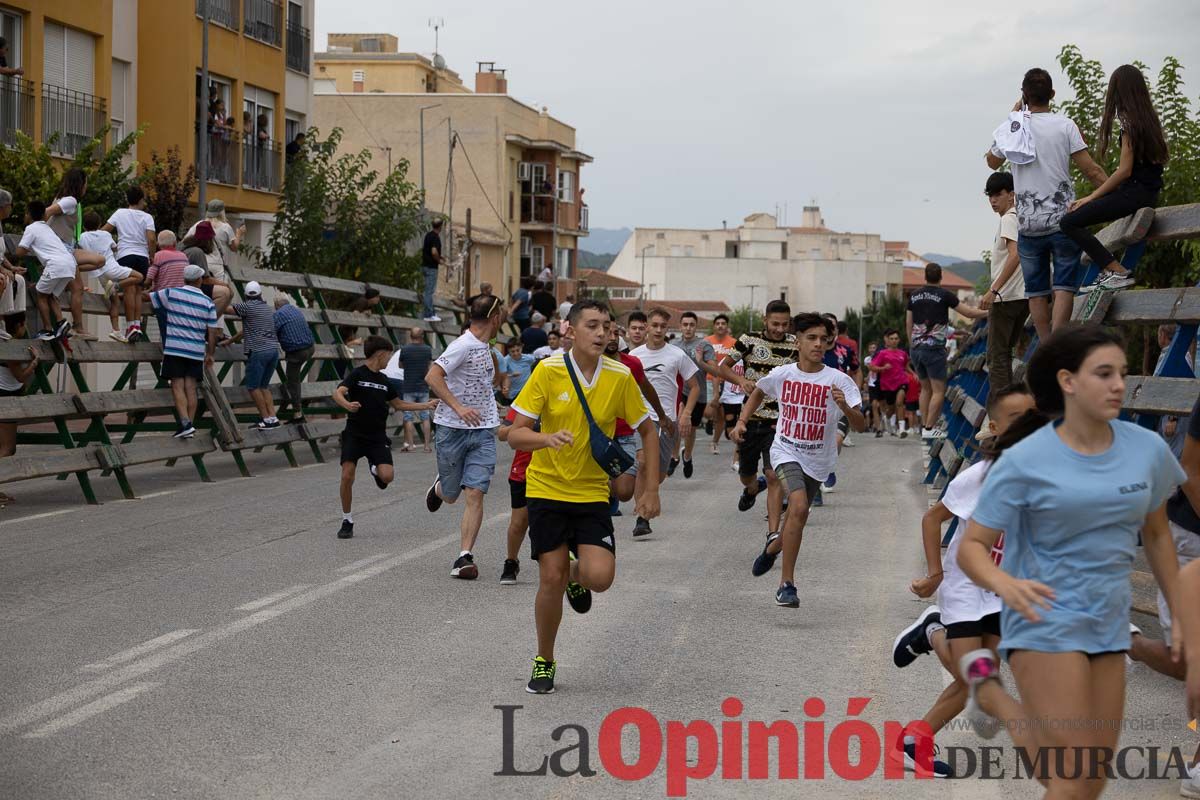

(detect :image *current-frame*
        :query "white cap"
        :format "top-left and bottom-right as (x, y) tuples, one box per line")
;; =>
(244, 280), (262, 297)
(183, 264), (206, 282)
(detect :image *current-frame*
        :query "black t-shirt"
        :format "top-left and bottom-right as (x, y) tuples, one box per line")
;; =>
(398, 343), (433, 395)
(907, 285), (960, 348)
(530, 290), (556, 319)
(1167, 395), (1200, 534)
(520, 326), (548, 351)
(421, 231), (442, 268)
(339, 366), (399, 441)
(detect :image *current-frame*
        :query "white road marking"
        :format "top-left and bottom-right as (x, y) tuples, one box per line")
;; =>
(79, 630), (200, 673)
(137, 490), (177, 500)
(22, 683), (158, 739)
(337, 553), (393, 573)
(0, 508), (76, 526)
(235, 584), (312, 612)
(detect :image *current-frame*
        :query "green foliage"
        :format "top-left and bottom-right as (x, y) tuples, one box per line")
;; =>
(0, 132), (57, 232)
(251, 128), (425, 291)
(141, 146), (197, 237)
(844, 292), (908, 350)
(69, 124), (141, 220)
(728, 306), (764, 338)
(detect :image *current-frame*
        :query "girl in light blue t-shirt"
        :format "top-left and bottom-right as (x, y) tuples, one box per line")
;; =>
(956, 325), (1184, 796)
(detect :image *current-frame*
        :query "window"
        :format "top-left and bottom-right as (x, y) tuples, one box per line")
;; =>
(360, 37), (381, 52)
(110, 59), (130, 143)
(725, 242), (739, 259)
(43, 22), (95, 94)
(780, 287), (788, 303)
(352, 69), (365, 83)
(1, 9), (21, 71)
(530, 163), (547, 193)
(556, 170), (575, 202)
(242, 85), (279, 191)
(285, 113), (304, 145)
(42, 24), (101, 156)
(0, 9), (29, 147)
(781, 242), (788, 260)
(508, 191), (514, 221)
(531, 246), (545, 277)
(555, 247), (571, 278)
(872, 285), (887, 305)
(196, 73), (234, 183)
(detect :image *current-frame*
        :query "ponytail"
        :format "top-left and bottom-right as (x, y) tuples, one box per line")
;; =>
(978, 408), (1052, 460)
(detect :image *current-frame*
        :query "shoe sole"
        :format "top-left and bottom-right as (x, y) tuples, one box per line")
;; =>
(775, 597), (799, 608)
(525, 685), (555, 694)
(500, 577), (517, 585)
(337, 532), (353, 539)
(632, 528), (652, 537)
(892, 606), (940, 668)
(451, 566), (479, 579)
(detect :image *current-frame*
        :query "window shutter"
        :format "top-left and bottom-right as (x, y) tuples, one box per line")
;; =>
(64, 27), (95, 94)
(43, 23), (66, 87)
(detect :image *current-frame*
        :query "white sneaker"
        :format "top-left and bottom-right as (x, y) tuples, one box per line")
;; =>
(108, 330), (129, 343)
(423, 315), (442, 323)
(842, 434), (854, 448)
(1181, 763), (1200, 799)
(0, 328), (10, 341)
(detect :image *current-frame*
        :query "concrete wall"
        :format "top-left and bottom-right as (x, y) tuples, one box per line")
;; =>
(313, 57), (468, 94)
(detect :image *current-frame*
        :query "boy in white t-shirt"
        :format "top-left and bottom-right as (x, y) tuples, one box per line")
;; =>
(14, 200), (104, 341)
(887, 385), (1036, 777)
(731, 313), (864, 608)
(78, 211), (146, 343)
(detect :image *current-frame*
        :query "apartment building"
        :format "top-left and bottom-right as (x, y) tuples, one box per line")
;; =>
(607, 207), (906, 317)
(1, 0), (313, 231)
(313, 34), (591, 303)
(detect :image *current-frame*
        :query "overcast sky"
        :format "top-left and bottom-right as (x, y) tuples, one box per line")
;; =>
(315, 1), (1200, 259)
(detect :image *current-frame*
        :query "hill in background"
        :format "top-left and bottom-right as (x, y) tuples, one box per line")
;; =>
(583, 227), (632, 255)
(922, 252), (966, 265)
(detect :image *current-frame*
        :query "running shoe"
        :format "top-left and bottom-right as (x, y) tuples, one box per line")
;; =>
(426, 478), (443, 512)
(1082, 270), (1136, 293)
(565, 552), (592, 613)
(451, 553), (478, 580)
(34, 329), (56, 341)
(173, 422), (196, 439)
(108, 330), (129, 343)
(825, 472), (837, 489)
(337, 519), (354, 539)
(667, 457), (680, 476)
(682, 458), (694, 479)
(842, 434), (855, 447)
(811, 489), (823, 507)
(632, 516), (652, 537)
(526, 656), (556, 694)
(775, 581), (799, 608)
(423, 314), (443, 323)
(752, 532), (781, 577)
(958, 648), (1002, 739)
(370, 464), (388, 490)
(875, 429), (884, 438)
(1181, 762), (1200, 799)
(892, 737), (953, 778)
(705, 420), (714, 435)
(738, 476), (767, 512)
(500, 558), (520, 585)
(892, 606), (941, 668)
(53, 320), (72, 338)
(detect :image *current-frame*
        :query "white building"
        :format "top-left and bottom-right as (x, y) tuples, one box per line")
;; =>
(608, 207), (905, 315)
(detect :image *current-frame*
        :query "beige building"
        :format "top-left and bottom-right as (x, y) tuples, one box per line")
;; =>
(607, 207), (905, 317)
(313, 34), (591, 304)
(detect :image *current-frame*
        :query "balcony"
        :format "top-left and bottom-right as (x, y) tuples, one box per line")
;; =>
(242, 137), (282, 192)
(520, 195), (557, 226)
(0, 78), (35, 149)
(286, 23), (310, 74)
(196, 0), (240, 31)
(244, 0), (283, 47)
(41, 84), (106, 158)
(195, 120), (240, 186)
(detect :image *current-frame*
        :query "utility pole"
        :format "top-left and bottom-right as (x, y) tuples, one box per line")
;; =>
(447, 121), (455, 264)
(198, 0), (211, 211)
(738, 284), (763, 310)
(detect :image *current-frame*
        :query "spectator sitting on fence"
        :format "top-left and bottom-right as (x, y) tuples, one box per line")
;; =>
(146, 231), (190, 292)
(399, 326), (434, 453)
(150, 264), (220, 440)
(231, 281), (280, 430)
(181, 221), (234, 340)
(14, 200), (105, 342)
(77, 211), (145, 344)
(0, 188), (29, 341)
(273, 295), (315, 424)
(0, 320), (41, 504)
(102, 185), (156, 342)
(338, 288), (381, 345)
(44, 168), (98, 341)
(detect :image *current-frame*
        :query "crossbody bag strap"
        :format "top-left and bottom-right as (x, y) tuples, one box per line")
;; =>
(562, 354), (598, 429)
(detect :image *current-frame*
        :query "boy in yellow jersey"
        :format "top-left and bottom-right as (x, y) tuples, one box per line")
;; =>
(508, 299), (661, 694)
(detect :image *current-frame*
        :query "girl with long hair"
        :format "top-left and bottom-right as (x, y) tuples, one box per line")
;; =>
(957, 324), (1185, 797)
(1061, 65), (1169, 292)
(44, 168), (95, 339)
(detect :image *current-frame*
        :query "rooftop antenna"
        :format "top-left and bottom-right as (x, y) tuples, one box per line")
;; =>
(429, 17), (445, 68)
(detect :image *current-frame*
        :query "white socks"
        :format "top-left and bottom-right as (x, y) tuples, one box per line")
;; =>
(343, 512), (353, 523)
(459, 550), (472, 558)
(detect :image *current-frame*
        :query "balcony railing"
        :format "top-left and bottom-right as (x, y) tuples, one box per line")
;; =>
(195, 120), (240, 186)
(520, 177), (556, 197)
(286, 23), (310, 74)
(0, 78), (35, 149)
(580, 205), (589, 233)
(197, 0), (241, 31)
(244, 0), (283, 47)
(243, 137), (282, 192)
(41, 84), (106, 158)
(520, 195), (558, 226)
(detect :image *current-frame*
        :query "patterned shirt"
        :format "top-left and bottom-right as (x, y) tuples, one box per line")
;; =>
(726, 331), (797, 421)
(232, 298), (279, 355)
(147, 249), (190, 290)
(273, 304), (314, 353)
(150, 286), (218, 361)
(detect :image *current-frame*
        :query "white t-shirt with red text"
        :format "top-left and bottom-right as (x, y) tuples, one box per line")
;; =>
(755, 364), (861, 482)
(938, 460), (1004, 625)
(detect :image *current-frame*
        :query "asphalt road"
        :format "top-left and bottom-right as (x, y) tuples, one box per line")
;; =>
(0, 432), (1192, 799)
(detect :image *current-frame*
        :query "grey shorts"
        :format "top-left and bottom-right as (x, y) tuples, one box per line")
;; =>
(910, 346), (949, 382)
(774, 462), (823, 508)
(635, 420), (674, 475)
(616, 433), (638, 477)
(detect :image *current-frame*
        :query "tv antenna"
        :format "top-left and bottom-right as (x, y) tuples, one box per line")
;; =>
(429, 17), (445, 62)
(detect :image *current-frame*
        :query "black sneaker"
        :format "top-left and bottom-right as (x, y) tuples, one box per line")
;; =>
(52, 319), (72, 339)
(337, 519), (354, 539)
(526, 656), (556, 694)
(738, 475), (767, 512)
(894, 738), (953, 778)
(426, 478), (443, 513)
(500, 559), (520, 585)
(682, 459), (694, 479)
(565, 552), (592, 613)
(632, 516), (652, 537)
(451, 553), (478, 579)
(705, 419), (714, 435)
(892, 606), (941, 668)
(875, 430), (884, 438)
(667, 457), (679, 476)
(370, 464), (388, 490)
(775, 581), (799, 608)
(173, 422), (196, 439)
(752, 532), (781, 577)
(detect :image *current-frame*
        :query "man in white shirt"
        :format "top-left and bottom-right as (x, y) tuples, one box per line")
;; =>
(979, 172), (1029, 405)
(629, 307), (699, 537)
(425, 294), (505, 579)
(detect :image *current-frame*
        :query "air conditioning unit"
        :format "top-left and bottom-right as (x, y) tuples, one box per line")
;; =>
(517, 162), (530, 181)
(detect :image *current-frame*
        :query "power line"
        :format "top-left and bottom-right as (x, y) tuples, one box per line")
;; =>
(337, 91), (388, 158)
(453, 132), (513, 250)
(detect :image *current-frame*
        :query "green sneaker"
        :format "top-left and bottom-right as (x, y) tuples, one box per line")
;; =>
(526, 656), (556, 694)
(565, 551), (592, 614)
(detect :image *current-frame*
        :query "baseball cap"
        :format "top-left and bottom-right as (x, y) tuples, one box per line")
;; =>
(244, 280), (263, 297)
(193, 220), (215, 241)
(206, 199), (226, 216)
(183, 264), (206, 282)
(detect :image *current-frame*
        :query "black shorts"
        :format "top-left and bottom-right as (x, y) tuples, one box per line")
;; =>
(200, 282), (215, 299)
(509, 478), (527, 510)
(117, 254), (149, 277)
(688, 400), (704, 428)
(527, 498), (615, 560)
(879, 388), (899, 405)
(722, 403), (743, 423)
(340, 432), (393, 467)
(868, 385), (883, 402)
(160, 355), (203, 381)
(945, 612), (1002, 640)
(738, 419), (776, 477)
(837, 416), (850, 437)
(905, 401), (919, 412)
(0, 387), (23, 398)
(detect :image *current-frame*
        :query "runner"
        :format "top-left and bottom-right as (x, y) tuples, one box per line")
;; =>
(888, 384), (1036, 777)
(956, 325), (1184, 798)
(497, 405), (534, 584)
(425, 294), (505, 579)
(605, 318), (670, 510)
(629, 308), (700, 537)
(732, 313), (863, 606)
(508, 299), (660, 694)
(705, 314), (738, 454)
(719, 359), (747, 472)
(862, 341), (881, 433)
(819, 312), (861, 497)
(717, 300), (795, 539)
(866, 329), (909, 437)
(671, 311), (719, 478)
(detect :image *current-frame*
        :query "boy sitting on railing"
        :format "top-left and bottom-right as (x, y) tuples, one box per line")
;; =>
(14, 200), (104, 342)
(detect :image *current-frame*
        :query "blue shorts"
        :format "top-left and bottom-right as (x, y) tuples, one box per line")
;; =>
(244, 350), (279, 389)
(402, 391), (431, 422)
(1018, 231), (1082, 298)
(910, 346), (948, 382)
(435, 426), (496, 499)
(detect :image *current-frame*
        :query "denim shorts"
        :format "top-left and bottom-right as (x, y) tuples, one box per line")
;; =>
(402, 390), (431, 422)
(435, 426), (496, 499)
(616, 433), (638, 477)
(244, 350), (279, 389)
(1018, 230), (1082, 297)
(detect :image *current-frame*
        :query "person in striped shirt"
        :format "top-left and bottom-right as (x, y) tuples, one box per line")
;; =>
(150, 264), (220, 439)
(232, 281), (281, 429)
(145, 231), (190, 292)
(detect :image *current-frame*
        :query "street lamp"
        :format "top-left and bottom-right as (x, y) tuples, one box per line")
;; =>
(738, 284), (763, 311)
(640, 244), (653, 306)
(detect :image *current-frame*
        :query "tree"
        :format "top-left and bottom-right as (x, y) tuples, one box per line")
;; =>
(728, 306), (764, 338)
(252, 128), (425, 291)
(141, 146), (197, 236)
(844, 292), (908, 351)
